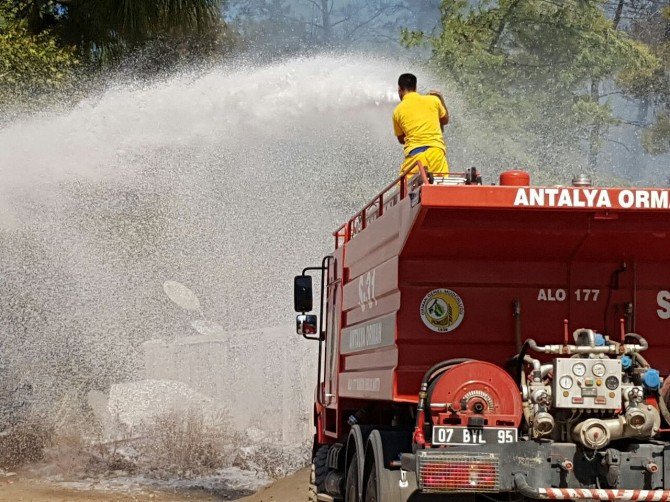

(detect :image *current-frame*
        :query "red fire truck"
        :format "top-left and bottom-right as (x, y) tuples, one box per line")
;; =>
(294, 165), (670, 501)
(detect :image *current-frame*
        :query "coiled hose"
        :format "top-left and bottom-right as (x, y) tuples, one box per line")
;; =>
(413, 358), (473, 447)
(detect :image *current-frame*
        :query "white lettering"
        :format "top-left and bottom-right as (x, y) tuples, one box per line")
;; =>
(557, 190), (572, 207)
(619, 190), (635, 209)
(511, 189), (670, 209)
(529, 189), (544, 207)
(462, 430), (486, 444)
(597, 191), (612, 208)
(358, 270), (377, 312)
(367, 323), (382, 346)
(637, 190), (650, 209)
(514, 189), (529, 206)
(347, 377), (381, 392)
(545, 188), (559, 207)
(583, 189), (598, 207)
(537, 289), (566, 302)
(349, 327), (365, 349)
(498, 430), (515, 443)
(437, 428), (454, 443)
(651, 191), (669, 209)
(657, 290), (670, 320)
(574, 289), (601, 302)
(348, 322), (383, 350)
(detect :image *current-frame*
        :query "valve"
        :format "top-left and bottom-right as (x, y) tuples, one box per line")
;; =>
(628, 387), (644, 405)
(643, 369), (661, 390)
(559, 460), (574, 472)
(645, 462), (659, 474)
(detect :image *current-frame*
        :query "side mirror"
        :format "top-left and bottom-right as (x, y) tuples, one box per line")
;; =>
(294, 275), (313, 313)
(296, 314), (318, 337)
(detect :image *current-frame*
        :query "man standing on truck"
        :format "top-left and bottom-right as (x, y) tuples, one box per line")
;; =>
(392, 73), (449, 179)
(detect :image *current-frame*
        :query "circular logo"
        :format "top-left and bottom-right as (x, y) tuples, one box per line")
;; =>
(420, 289), (465, 333)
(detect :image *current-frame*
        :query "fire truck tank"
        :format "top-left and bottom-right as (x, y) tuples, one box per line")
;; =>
(329, 172), (670, 408)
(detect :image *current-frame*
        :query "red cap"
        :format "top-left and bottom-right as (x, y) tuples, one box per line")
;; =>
(499, 170), (531, 186)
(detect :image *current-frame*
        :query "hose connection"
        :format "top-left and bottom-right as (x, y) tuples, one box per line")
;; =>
(559, 460), (574, 472)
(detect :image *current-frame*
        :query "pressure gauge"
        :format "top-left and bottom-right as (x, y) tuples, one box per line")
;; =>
(573, 363), (587, 377)
(559, 375), (574, 390)
(592, 363), (607, 377)
(605, 376), (619, 390)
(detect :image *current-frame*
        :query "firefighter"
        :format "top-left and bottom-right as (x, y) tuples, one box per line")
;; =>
(392, 73), (449, 179)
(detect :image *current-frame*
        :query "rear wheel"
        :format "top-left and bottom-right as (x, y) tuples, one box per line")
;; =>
(309, 445), (330, 502)
(345, 455), (359, 502)
(364, 467), (378, 502)
(363, 441), (402, 502)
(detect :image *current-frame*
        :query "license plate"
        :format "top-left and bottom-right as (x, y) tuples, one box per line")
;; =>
(432, 426), (518, 445)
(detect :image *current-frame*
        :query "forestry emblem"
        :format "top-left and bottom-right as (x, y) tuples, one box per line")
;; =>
(420, 289), (465, 333)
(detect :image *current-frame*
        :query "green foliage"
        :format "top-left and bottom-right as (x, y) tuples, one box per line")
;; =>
(230, 0), (419, 50)
(0, 5), (78, 110)
(4, 0), (228, 66)
(616, 40), (664, 97)
(61, 0), (221, 56)
(411, 0), (660, 172)
(620, 5), (670, 154)
(642, 113), (670, 155)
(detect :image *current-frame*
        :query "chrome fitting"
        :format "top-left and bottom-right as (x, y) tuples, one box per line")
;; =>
(533, 411), (555, 436)
(560, 460), (574, 472)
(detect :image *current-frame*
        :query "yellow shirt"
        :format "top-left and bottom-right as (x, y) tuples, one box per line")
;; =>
(392, 92), (447, 157)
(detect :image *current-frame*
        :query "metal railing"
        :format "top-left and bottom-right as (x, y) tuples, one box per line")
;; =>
(332, 162), (479, 249)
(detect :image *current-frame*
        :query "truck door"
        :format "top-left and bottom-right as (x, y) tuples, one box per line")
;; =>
(323, 256), (341, 408)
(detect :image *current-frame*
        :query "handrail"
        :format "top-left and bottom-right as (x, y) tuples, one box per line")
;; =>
(332, 159), (428, 248)
(332, 162), (476, 249)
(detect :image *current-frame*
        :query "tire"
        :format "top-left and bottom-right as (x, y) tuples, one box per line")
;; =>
(364, 467), (378, 502)
(309, 445), (330, 502)
(345, 455), (359, 502)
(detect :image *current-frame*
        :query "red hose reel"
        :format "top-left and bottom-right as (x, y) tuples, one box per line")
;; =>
(428, 361), (522, 428)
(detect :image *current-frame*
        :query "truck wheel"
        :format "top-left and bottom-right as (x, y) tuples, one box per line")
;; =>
(309, 445), (330, 502)
(345, 455), (359, 502)
(364, 468), (378, 502)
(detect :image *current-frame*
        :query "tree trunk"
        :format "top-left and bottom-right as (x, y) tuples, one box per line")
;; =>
(591, 0), (625, 168)
(588, 78), (601, 170)
(612, 0), (625, 29)
(320, 0), (333, 43)
(489, 0), (521, 52)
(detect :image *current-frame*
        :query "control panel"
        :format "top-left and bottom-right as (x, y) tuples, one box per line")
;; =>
(553, 358), (622, 409)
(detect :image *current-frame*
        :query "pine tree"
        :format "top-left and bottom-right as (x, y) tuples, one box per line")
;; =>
(404, 0), (659, 172)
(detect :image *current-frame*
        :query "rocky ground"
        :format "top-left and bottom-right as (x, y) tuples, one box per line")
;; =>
(0, 468), (309, 501)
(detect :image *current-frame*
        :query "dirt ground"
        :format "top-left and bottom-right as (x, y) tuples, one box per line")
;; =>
(237, 469), (309, 502)
(0, 469), (309, 502)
